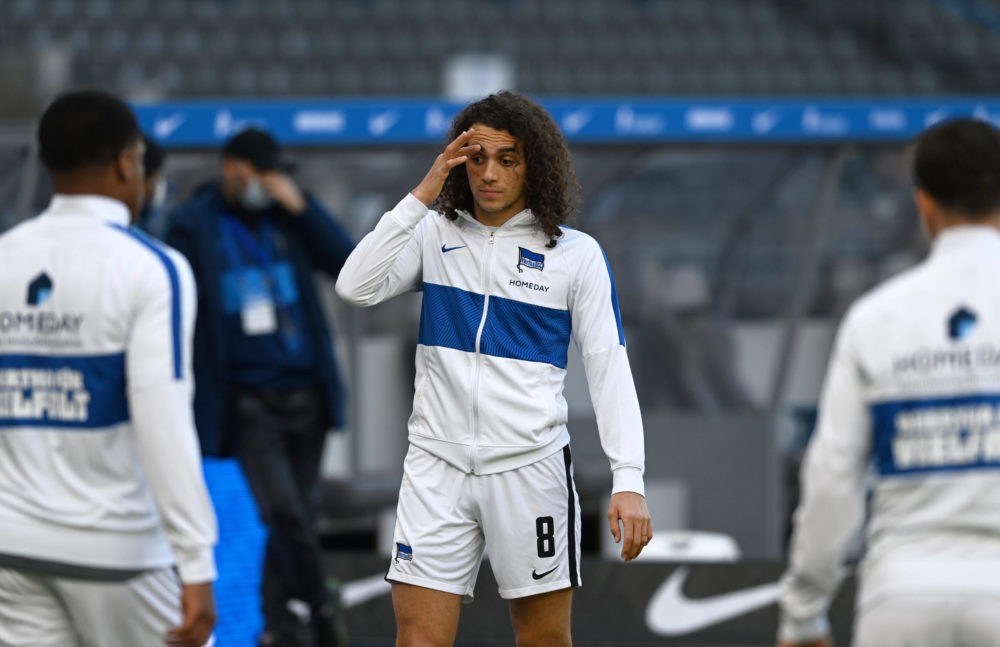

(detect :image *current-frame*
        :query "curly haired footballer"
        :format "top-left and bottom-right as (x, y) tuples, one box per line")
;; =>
(335, 88), (653, 647)
(435, 91), (581, 247)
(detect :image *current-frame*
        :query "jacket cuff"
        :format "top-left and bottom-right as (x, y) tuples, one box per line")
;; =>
(174, 546), (218, 585)
(777, 613), (830, 643)
(611, 466), (645, 497)
(395, 193), (432, 229)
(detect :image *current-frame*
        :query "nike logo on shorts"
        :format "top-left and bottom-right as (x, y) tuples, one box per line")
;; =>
(531, 566), (558, 580)
(441, 244), (466, 253)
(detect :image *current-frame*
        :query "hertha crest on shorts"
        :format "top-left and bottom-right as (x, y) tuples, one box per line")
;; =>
(517, 247), (544, 273)
(395, 542), (413, 562)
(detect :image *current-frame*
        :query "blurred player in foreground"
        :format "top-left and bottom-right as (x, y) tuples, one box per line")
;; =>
(337, 90), (652, 647)
(0, 90), (217, 647)
(778, 117), (1000, 647)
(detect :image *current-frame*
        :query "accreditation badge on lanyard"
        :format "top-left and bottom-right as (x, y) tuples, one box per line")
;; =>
(220, 215), (279, 336)
(240, 271), (278, 335)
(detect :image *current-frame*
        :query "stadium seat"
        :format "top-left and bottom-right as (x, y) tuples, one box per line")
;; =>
(3, 2), (998, 118)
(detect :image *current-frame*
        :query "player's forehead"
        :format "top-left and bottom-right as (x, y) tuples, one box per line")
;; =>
(468, 124), (520, 154)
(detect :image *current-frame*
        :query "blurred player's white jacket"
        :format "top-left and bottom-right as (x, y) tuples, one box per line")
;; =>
(337, 193), (645, 495)
(0, 195), (217, 584)
(779, 226), (1000, 641)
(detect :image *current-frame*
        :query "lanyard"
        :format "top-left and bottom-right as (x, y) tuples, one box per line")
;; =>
(219, 214), (304, 351)
(219, 214), (275, 271)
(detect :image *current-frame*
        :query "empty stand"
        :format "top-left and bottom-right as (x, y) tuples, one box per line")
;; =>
(2, 0), (999, 98)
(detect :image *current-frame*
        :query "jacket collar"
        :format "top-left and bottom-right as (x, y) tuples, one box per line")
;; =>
(42, 194), (131, 227)
(454, 208), (537, 233)
(930, 225), (1000, 258)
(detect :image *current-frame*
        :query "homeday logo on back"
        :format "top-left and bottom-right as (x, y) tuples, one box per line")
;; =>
(0, 272), (95, 425)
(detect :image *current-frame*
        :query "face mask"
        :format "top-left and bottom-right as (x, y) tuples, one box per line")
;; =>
(239, 177), (274, 211)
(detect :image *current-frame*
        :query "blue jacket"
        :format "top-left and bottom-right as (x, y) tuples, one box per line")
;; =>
(166, 182), (354, 457)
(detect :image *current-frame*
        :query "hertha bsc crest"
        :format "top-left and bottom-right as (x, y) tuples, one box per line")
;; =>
(517, 247), (544, 273)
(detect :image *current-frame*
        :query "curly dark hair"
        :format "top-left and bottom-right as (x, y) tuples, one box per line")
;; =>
(436, 91), (580, 247)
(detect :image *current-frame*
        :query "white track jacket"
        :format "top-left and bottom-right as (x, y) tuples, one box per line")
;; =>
(336, 194), (645, 495)
(0, 195), (217, 584)
(779, 226), (1000, 641)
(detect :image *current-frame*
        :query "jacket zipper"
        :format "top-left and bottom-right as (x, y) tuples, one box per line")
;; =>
(470, 230), (496, 473)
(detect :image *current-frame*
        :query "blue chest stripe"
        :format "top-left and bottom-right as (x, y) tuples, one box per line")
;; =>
(871, 393), (1000, 476)
(418, 282), (572, 369)
(418, 283), (483, 354)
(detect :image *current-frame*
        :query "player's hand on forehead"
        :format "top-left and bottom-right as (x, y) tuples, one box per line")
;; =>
(466, 126), (520, 155)
(411, 128), (481, 206)
(445, 127), (481, 160)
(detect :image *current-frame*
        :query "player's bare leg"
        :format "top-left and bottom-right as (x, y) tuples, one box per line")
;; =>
(392, 582), (462, 647)
(509, 587), (573, 647)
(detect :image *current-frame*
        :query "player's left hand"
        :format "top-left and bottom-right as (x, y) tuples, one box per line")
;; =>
(260, 172), (306, 214)
(165, 581), (216, 646)
(607, 491), (653, 563)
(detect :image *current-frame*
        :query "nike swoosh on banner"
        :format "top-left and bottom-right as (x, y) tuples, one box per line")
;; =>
(341, 574), (392, 608)
(153, 112), (186, 139)
(531, 567), (558, 580)
(441, 244), (466, 253)
(644, 566), (781, 636)
(368, 110), (399, 136)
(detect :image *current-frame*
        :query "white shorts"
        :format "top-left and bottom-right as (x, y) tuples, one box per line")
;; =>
(387, 444), (582, 600)
(0, 566), (192, 647)
(854, 593), (1000, 647)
